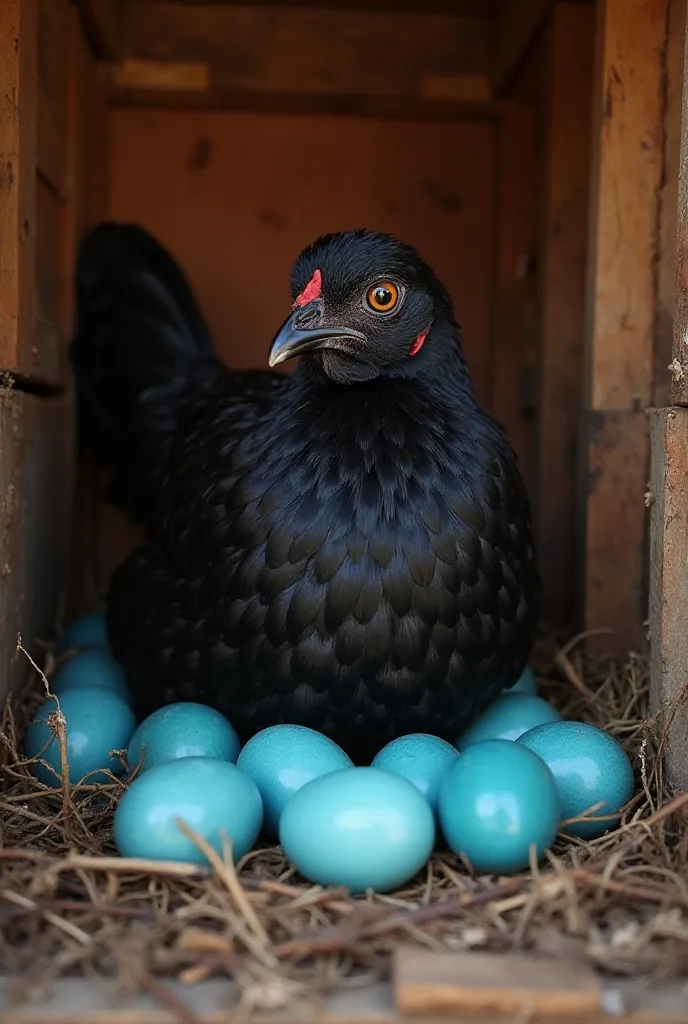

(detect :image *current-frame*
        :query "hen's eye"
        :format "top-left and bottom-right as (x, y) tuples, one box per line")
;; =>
(366, 281), (399, 313)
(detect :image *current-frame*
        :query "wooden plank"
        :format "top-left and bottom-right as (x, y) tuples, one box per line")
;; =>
(0, 387), (72, 704)
(394, 949), (602, 1017)
(489, 101), (538, 497)
(649, 407), (688, 791)
(655, 0), (686, 407)
(74, 0), (123, 60)
(671, 0), (688, 404)
(36, 0), (70, 199)
(582, 410), (650, 654)
(537, 2), (595, 628)
(582, 0), (668, 655)
(0, 0), (37, 381)
(119, 2), (491, 100)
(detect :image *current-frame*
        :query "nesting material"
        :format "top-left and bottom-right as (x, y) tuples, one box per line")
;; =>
(1, 634), (688, 1012)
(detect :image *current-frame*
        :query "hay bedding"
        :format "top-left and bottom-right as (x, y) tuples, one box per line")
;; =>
(2, 632), (688, 1013)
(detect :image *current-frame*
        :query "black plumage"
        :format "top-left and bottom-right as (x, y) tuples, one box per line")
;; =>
(70, 223), (541, 763)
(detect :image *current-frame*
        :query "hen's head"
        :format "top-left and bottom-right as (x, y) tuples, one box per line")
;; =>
(268, 230), (467, 386)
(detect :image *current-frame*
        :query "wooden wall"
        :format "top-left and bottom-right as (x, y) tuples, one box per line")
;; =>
(0, 0), (106, 701)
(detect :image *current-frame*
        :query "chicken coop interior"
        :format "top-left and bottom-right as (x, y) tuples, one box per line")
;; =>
(2, 0), (688, 1019)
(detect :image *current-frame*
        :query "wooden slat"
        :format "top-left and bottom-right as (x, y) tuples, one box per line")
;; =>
(655, 0), (686, 407)
(0, 388), (72, 704)
(536, 2), (595, 628)
(394, 949), (602, 1017)
(649, 407), (688, 791)
(36, 0), (70, 199)
(671, 0), (688, 404)
(119, 2), (491, 101)
(489, 101), (538, 496)
(0, 0), (37, 381)
(581, 0), (668, 655)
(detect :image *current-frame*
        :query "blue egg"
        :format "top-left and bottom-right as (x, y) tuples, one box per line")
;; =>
(371, 734), (459, 812)
(280, 767), (435, 893)
(236, 724), (353, 836)
(127, 703), (240, 773)
(438, 739), (561, 874)
(51, 646), (132, 704)
(456, 694), (561, 750)
(59, 611), (108, 652)
(518, 721), (635, 839)
(504, 664), (538, 696)
(25, 689), (136, 785)
(114, 757), (262, 864)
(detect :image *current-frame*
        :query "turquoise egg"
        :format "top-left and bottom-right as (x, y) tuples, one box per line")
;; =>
(371, 733), (459, 812)
(279, 767), (435, 893)
(25, 689), (136, 785)
(114, 757), (262, 864)
(236, 724), (353, 836)
(51, 646), (132, 704)
(504, 664), (538, 696)
(438, 739), (561, 874)
(456, 694), (561, 750)
(518, 721), (635, 839)
(59, 611), (108, 651)
(127, 702), (240, 773)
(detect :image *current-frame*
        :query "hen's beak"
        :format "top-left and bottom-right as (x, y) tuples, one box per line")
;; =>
(268, 307), (365, 368)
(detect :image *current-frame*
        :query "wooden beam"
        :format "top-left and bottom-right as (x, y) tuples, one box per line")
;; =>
(581, 0), (669, 655)
(536, 2), (595, 628)
(649, 408), (688, 791)
(489, 101), (538, 497)
(0, 0), (37, 381)
(118, 2), (491, 102)
(670, 0), (688, 404)
(74, 0), (123, 61)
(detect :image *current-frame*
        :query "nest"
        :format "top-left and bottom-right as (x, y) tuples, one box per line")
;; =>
(2, 633), (688, 1016)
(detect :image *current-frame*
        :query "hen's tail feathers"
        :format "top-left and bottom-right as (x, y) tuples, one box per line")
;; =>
(70, 222), (221, 521)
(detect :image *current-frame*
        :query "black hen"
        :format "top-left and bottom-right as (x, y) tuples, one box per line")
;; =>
(70, 223), (540, 763)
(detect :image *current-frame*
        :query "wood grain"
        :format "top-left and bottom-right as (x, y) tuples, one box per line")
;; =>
(537, 2), (595, 628)
(649, 411), (688, 791)
(671, 0), (688, 404)
(394, 948), (602, 1017)
(582, 0), (668, 654)
(0, 388), (72, 704)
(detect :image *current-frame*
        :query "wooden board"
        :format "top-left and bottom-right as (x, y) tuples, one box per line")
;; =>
(671, 0), (688, 405)
(489, 101), (538, 495)
(118, 2), (491, 101)
(536, 2), (595, 628)
(649, 407), (688, 791)
(394, 948), (602, 1017)
(36, 0), (70, 200)
(0, 388), (73, 704)
(582, 0), (668, 655)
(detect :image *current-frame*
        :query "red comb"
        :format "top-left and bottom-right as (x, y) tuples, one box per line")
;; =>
(293, 269), (322, 308)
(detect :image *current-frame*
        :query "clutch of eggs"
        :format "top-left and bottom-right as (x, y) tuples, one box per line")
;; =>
(26, 629), (635, 883)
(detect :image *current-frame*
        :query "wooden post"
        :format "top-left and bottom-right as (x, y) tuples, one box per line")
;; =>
(581, 0), (668, 656)
(536, 2), (595, 628)
(649, 0), (688, 790)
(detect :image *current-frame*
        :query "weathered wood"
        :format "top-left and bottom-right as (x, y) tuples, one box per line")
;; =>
(0, 0), (37, 381)
(671, 0), (688, 404)
(649, 408), (688, 791)
(0, 388), (73, 704)
(489, 101), (538, 496)
(394, 948), (603, 1017)
(36, 0), (70, 199)
(655, 0), (686, 407)
(582, 0), (668, 654)
(118, 2), (491, 101)
(537, 2), (595, 628)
